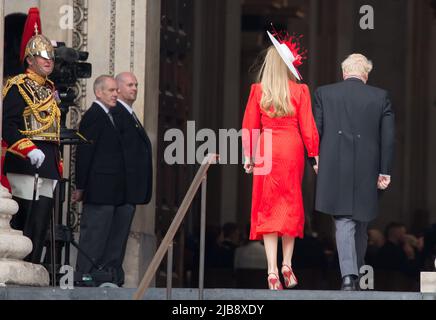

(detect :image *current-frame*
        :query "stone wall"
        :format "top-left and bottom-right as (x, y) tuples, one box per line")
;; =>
(3, 0), (160, 288)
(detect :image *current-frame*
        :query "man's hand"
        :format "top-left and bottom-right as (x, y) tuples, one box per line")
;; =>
(313, 156), (319, 175)
(403, 242), (416, 260)
(27, 149), (45, 168)
(243, 156), (254, 174)
(377, 175), (391, 190)
(72, 190), (84, 203)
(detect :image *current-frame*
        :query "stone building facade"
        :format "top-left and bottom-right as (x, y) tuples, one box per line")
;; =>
(3, 0), (436, 288)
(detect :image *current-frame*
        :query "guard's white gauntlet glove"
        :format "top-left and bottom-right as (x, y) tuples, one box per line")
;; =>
(27, 149), (45, 168)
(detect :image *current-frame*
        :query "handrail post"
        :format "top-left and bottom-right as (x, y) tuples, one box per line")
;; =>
(198, 175), (207, 300)
(133, 154), (218, 300)
(167, 242), (173, 300)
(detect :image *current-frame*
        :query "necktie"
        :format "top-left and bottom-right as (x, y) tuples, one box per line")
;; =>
(132, 112), (142, 128)
(107, 111), (115, 126)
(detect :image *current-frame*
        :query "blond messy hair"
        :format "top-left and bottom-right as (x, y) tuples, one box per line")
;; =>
(257, 46), (295, 118)
(341, 53), (373, 77)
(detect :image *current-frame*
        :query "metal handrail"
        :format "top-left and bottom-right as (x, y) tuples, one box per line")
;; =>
(133, 153), (219, 300)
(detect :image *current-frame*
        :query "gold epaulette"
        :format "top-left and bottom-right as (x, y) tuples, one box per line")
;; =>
(2, 74), (27, 97)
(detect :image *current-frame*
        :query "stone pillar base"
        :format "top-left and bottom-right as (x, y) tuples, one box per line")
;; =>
(123, 231), (156, 288)
(421, 272), (436, 293)
(0, 260), (49, 287)
(0, 185), (50, 287)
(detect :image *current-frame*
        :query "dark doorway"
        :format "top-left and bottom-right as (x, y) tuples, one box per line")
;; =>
(156, 0), (194, 288)
(4, 13), (27, 79)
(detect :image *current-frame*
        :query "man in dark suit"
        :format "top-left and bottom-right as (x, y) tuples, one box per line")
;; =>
(113, 72), (152, 204)
(73, 75), (134, 286)
(313, 54), (395, 290)
(105, 72), (153, 284)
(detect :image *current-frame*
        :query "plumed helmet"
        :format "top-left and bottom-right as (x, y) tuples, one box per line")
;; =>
(24, 34), (55, 60)
(20, 7), (55, 62)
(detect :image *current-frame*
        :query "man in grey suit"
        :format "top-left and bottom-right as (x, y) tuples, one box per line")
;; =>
(313, 54), (395, 290)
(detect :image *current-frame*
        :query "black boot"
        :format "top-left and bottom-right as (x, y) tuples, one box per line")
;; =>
(10, 196), (32, 231)
(23, 196), (54, 264)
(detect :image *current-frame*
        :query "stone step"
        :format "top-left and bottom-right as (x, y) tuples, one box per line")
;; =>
(421, 272), (436, 293)
(1, 287), (435, 300)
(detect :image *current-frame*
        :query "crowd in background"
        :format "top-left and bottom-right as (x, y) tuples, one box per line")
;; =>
(182, 221), (436, 291)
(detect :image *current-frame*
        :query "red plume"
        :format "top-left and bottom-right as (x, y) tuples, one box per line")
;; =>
(20, 7), (42, 62)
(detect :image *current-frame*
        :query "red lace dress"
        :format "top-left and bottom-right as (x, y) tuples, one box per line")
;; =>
(242, 81), (319, 240)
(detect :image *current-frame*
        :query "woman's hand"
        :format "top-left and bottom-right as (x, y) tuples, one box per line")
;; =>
(313, 156), (319, 175)
(244, 156), (254, 174)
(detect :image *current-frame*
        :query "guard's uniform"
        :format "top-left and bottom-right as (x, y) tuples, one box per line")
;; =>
(1, 25), (62, 264)
(3, 70), (62, 183)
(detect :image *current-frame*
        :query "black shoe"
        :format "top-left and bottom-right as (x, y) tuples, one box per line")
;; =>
(341, 275), (358, 291)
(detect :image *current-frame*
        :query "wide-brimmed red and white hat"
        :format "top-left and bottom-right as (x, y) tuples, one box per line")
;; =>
(267, 29), (306, 81)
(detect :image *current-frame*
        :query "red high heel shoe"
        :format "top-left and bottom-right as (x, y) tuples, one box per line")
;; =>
(267, 273), (283, 290)
(281, 265), (298, 288)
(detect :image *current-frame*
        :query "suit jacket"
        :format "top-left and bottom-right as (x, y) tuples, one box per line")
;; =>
(2, 85), (61, 180)
(111, 101), (152, 204)
(313, 78), (395, 222)
(76, 102), (125, 205)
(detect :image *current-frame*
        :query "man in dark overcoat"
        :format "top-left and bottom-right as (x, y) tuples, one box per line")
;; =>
(109, 72), (153, 285)
(73, 75), (133, 286)
(313, 53), (395, 290)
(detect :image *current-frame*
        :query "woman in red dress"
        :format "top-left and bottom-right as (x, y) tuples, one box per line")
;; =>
(242, 32), (319, 290)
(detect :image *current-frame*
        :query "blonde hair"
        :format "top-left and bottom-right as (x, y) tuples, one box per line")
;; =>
(342, 53), (373, 76)
(258, 46), (295, 118)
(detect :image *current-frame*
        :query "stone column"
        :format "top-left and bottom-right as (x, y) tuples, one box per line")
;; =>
(219, 0), (241, 225)
(402, 0), (431, 231)
(427, 6), (436, 224)
(0, 0), (49, 287)
(4, 0), (38, 15)
(419, 0), (436, 293)
(121, 0), (161, 288)
(40, 0), (73, 43)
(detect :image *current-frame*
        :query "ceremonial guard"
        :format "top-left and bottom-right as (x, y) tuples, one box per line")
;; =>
(1, 8), (62, 264)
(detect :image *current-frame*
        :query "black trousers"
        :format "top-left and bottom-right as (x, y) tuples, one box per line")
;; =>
(10, 196), (53, 264)
(76, 203), (135, 286)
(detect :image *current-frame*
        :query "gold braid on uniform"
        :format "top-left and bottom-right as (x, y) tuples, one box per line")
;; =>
(3, 74), (61, 141)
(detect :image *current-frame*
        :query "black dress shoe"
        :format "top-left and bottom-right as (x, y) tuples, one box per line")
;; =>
(341, 275), (358, 291)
